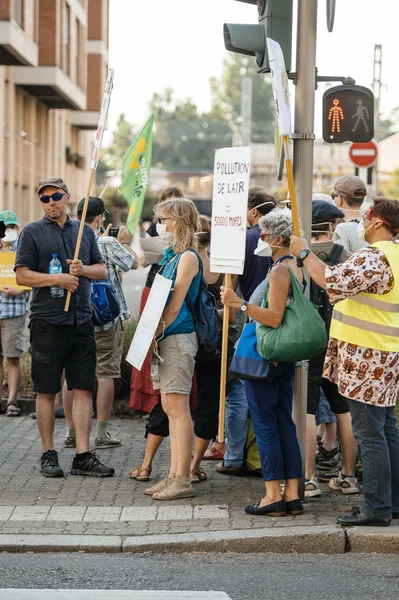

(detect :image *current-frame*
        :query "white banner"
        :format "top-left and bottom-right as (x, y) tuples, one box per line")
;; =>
(90, 69), (115, 170)
(210, 146), (250, 275)
(126, 273), (172, 371)
(267, 38), (292, 137)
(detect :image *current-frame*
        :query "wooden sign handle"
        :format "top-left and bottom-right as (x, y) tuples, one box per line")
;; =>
(218, 272), (232, 443)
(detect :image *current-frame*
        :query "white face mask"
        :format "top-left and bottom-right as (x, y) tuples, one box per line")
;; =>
(156, 223), (173, 242)
(356, 220), (366, 241)
(2, 229), (18, 243)
(254, 238), (273, 257)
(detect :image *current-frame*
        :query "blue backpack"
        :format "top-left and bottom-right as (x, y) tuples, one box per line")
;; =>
(91, 280), (120, 327)
(180, 250), (220, 362)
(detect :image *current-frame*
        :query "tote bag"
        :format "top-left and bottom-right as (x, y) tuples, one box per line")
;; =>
(256, 266), (328, 362)
(229, 323), (270, 381)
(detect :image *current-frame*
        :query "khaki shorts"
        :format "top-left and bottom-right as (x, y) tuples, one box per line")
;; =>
(0, 315), (26, 358)
(95, 319), (123, 379)
(158, 332), (198, 395)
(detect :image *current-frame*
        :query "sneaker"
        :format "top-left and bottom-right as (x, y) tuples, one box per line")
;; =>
(41, 450), (64, 478)
(152, 477), (195, 501)
(94, 432), (122, 449)
(70, 451), (114, 477)
(329, 472), (359, 495)
(316, 445), (339, 465)
(317, 453), (341, 471)
(64, 436), (76, 449)
(144, 472), (174, 496)
(305, 478), (322, 498)
(318, 463), (342, 482)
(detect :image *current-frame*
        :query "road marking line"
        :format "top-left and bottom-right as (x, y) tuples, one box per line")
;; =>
(0, 590), (232, 599)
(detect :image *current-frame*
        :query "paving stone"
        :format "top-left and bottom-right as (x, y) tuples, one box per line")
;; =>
(0, 507), (14, 521)
(47, 506), (86, 522)
(120, 506), (157, 521)
(193, 505), (229, 519)
(83, 507), (122, 522)
(157, 505), (193, 521)
(10, 506), (50, 521)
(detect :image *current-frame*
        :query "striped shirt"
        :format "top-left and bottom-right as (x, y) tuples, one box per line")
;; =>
(95, 235), (135, 331)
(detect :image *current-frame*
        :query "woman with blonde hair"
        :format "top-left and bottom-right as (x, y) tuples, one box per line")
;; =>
(144, 197), (202, 500)
(129, 187), (185, 415)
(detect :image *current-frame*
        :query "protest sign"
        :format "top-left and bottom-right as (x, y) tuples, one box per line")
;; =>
(210, 146), (250, 275)
(0, 252), (30, 291)
(126, 273), (172, 371)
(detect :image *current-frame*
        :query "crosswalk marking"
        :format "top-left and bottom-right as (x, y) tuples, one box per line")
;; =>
(0, 591), (232, 600)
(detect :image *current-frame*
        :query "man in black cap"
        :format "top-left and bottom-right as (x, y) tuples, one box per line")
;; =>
(64, 196), (137, 450)
(304, 200), (357, 499)
(15, 178), (114, 478)
(331, 175), (368, 252)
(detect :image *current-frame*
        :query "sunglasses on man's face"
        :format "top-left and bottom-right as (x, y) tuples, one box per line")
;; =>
(39, 192), (65, 203)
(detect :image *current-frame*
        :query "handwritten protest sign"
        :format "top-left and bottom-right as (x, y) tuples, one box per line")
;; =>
(0, 252), (30, 291)
(210, 146), (250, 275)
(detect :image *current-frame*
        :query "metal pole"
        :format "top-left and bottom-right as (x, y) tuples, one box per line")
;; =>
(292, 0), (318, 499)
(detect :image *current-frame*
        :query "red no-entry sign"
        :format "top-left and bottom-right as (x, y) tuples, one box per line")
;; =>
(349, 140), (378, 168)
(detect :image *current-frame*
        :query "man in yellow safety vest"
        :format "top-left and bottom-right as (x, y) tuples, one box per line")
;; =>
(290, 197), (399, 527)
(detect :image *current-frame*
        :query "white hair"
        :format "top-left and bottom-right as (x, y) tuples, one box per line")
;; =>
(259, 208), (303, 247)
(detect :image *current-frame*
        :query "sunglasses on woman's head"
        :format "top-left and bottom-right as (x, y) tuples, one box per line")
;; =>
(39, 192), (65, 203)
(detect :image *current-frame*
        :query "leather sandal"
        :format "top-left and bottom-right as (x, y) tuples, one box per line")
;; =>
(5, 402), (20, 417)
(129, 464), (152, 481)
(190, 467), (207, 483)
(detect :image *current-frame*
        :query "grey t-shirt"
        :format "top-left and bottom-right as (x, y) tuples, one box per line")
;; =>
(333, 221), (369, 253)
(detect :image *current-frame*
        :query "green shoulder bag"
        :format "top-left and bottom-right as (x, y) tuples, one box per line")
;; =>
(256, 266), (328, 362)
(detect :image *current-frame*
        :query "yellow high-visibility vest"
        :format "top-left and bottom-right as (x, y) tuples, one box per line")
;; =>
(329, 241), (399, 351)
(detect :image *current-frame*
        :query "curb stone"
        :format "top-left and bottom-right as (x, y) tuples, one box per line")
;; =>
(346, 525), (399, 553)
(0, 526), (345, 554)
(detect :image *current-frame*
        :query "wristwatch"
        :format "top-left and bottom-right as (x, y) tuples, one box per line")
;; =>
(240, 301), (248, 312)
(297, 248), (311, 267)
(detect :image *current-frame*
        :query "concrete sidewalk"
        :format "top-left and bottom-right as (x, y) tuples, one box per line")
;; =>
(0, 415), (397, 553)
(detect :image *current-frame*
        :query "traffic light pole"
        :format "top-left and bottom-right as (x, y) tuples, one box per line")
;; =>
(292, 0), (318, 500)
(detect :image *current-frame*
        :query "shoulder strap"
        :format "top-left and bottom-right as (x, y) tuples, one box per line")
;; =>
(327, 243), (344, 265)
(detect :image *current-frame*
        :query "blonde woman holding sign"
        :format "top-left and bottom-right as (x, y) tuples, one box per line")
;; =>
(144, 198), (202, 501)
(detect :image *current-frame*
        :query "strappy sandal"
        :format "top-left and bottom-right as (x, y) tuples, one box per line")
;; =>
(190, 467), (207, 483)
(5, 402), (20, 417)
(129, 464), (152, 481)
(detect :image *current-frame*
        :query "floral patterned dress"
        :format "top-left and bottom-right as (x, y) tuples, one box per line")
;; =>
(323, 246), (399, 407)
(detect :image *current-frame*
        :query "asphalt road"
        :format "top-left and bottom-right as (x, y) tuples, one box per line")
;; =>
(0, 553), (398, 600)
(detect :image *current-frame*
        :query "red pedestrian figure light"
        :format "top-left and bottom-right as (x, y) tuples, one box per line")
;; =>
(328, 98), (344, 133)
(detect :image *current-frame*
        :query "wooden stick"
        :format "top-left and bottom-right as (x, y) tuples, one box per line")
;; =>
(283, 136), (301, 237)
(218, 272), (231, 443)
(64, 168), (95, 312)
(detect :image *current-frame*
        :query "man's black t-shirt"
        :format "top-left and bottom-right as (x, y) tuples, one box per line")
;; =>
(239, 224), (272, 301)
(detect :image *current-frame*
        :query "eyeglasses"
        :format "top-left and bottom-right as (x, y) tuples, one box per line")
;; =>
(39, 192), (65, 203)
(331, 193), (339, 200)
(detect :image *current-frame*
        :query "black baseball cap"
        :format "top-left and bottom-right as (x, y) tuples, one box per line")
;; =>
(77, 196), (106, 217)
(312, 200), (345, 223)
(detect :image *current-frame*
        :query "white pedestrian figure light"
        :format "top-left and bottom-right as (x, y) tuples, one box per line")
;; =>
(351, 99), (370, 133)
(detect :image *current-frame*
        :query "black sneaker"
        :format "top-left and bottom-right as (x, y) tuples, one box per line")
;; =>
(316, 445), (339, 465)
(70, 451), (115, 477)
(41, 450), (64, 478)
(318, 463), (342, 482)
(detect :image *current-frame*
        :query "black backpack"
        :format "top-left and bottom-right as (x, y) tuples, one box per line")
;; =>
(309, 243), (345, 333)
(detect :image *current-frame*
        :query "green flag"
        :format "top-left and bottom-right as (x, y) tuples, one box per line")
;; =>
(119, 114), (154, 236)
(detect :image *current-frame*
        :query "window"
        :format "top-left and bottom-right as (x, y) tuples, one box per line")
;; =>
(75, 18), (81, 86)
(62, 2), (70, 75)
(13, 0), (23, 29)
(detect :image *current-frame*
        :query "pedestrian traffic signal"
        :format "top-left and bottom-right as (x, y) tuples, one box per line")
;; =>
(322, 84), (374, 143)
(224, 0), (293, 73)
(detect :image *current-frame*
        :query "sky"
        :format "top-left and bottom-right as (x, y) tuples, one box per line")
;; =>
(106, 0), (399, 141)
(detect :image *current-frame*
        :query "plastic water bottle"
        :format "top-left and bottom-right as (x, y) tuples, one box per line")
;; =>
(49, 254), (64, 298)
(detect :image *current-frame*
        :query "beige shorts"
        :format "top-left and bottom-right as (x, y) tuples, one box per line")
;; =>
(95, 319), (123, 379)
(0, 315), (27, 358)
(158, 332), (198, 395)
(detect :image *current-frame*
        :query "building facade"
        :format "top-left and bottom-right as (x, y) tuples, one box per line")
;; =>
(0, 0), (109, 224)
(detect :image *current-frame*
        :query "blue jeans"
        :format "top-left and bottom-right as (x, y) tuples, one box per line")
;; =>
(348, 399), (399, 519)
(224, 378), (249, 467)
(244, 362), (302, 481)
